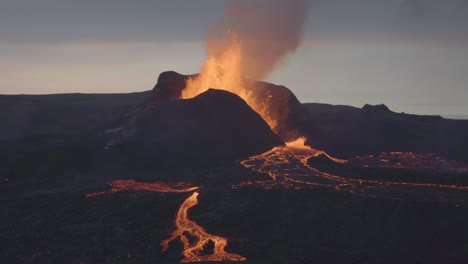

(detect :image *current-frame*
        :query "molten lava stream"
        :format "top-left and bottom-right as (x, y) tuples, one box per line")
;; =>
(236, 137), (350, 189)
(237, 137), (468, 201)
(161, 192), (246, 262)
(85, 179), (199, 197)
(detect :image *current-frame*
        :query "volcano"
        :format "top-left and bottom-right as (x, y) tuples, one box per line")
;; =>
(105, 88), (283, 168)
(148, 71), (307, 141)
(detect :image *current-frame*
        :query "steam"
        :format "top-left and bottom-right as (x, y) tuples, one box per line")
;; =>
(206, 0), (308, 80)
(181, 0), (308, 130)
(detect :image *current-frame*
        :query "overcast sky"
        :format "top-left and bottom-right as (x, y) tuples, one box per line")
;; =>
(1, 0), (467, 117)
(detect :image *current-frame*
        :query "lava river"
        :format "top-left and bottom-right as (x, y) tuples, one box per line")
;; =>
(86, 180), (246, 262)
(161, 192), (246, 262)
(236, 138), (468, 202)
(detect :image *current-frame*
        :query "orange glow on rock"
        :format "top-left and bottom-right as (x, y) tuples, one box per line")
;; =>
(181, 32), (277, 130)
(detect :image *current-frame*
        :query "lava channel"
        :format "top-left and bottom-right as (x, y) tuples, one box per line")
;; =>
(86, 181), (245, 262)
(161, 192), (246, 262)
(85, 179), (199, 197)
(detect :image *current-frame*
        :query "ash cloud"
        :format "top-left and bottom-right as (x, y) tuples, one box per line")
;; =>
(206, 0), (308, 80)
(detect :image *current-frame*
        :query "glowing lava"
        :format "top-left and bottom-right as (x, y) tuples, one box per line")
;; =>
(285, 137), (309, 149)
(238, 137), (349, 188)
(161, 192), (246, 263)
(181, 32), (276, 130)
(237, 137), (468, 201)
(86, 181), (245, 262)
(350, 152), (468, 173)
(85, 180), (199, 197)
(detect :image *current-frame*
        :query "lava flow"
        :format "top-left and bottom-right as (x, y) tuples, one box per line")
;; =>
(86, 181), (245, 262)
(237, 137), (468, 201)
(161, 192), (246, 263)
(237, 137), (349, 189)
(85, 179), (199, 197)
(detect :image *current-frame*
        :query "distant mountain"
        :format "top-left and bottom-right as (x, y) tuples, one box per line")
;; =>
(303, 103), (468, 162)
(444, 115), (468, 120)
(0, 92), (150, 141)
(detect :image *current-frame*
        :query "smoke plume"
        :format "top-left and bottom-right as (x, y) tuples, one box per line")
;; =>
(206, 0), (308, 80)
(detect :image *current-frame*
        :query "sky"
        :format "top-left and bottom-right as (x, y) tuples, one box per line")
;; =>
(1, 0), (467, 117)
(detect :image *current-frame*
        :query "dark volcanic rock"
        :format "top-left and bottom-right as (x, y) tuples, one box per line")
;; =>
(107, 89), (283, 168)
(149, 71), (307, 141)
(362, 103), (391, 113)
(149, 71), (196, 103)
